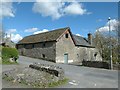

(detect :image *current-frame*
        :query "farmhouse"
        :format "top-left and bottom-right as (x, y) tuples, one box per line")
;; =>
(16, 27), (102, 64)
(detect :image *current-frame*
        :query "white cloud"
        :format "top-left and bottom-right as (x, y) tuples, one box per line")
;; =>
(96, 19), (119, 32)
(33, 29), (49, 34)
(11, 34), (23, 42)
(32, 0), (91, 20)
(25, 28), (38, 32)
(5, 28), (22, 43)
(63, 2), (86, 15)
(32, 0), (64, 20)
(106, 19), (119, 30)
(6, 33), (23, 43)
(76, 34), (81, 36)
(97, 26), (109, 32)
(0, 0), (15, 19)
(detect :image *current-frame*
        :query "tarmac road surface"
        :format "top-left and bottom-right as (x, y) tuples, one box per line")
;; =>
(2, 56), (118, 88)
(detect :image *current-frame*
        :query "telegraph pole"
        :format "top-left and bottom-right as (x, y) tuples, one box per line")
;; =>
(108, 17), (113, 70)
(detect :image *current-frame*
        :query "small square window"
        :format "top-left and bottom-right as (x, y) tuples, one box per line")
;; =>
(42, 54), (45, 58)
(65, 33), (68, 38)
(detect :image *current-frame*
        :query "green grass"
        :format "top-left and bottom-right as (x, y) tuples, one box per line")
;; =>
(29, 78), (69, 88)
(48, 78), (69, 88)
(1, 46), (19, 65)
(24, 78), (69, 88)
(3, 76), (69, 88)
(3, 76), (14, 81)
(2, 47), (19, 59)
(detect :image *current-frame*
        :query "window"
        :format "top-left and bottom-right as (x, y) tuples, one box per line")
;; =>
(65, 33), (68, 38)
(32, 44), (34, 48)
(34, 43), (40, 48)
(42, 54), (45, 58)
(24, 44), (27, 48)
(24, 44), (33, 49)
(42, 43), (46, 47)
(94, 52), (98, 57)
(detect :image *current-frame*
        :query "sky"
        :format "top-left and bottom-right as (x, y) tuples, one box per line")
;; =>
(1, 1), (118, 43)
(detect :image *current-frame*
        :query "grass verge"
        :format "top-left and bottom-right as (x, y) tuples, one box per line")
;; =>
(48, 78), (69, 87)
(3, 76), (69, 88)
(2, 59), (19, 65)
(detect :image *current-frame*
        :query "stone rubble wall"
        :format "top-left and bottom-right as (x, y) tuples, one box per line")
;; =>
(82, 60), (110, 69)
(29, 63), (64, 80)
(17, 41), (56, 62)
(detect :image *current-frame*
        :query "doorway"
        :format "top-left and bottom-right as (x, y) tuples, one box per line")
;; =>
(64, 53), (68, 64)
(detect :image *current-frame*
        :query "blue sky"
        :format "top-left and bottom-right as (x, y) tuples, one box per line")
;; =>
(2, 1), (118, 42)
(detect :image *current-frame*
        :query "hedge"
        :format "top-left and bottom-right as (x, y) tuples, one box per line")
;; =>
(2, 47), (19, 60)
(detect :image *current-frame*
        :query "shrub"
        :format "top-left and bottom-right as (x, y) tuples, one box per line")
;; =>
(2, 47), (19, 60)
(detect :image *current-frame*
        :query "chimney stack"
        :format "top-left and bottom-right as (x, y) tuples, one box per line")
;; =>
(88, 33), (92, 45)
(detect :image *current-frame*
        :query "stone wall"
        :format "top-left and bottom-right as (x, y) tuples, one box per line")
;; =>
(29, 63), (64, 80)
(74, 47), (102, 64)
(56, 30), (76, 63)
(82, 61), (109, 69)
(17, 41), (56, 62)
(56, 30), (102, 64)
(17, 30), (102, 64)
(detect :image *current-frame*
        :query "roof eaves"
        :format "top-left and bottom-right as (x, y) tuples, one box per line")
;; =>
(17, 40), (57, 45)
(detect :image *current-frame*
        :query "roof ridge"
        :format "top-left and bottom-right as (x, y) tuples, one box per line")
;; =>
(72, 34), (83, 38)
(73, 34), (88, 40)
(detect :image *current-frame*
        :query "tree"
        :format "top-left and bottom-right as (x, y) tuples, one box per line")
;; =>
(93, 30), (119, 64)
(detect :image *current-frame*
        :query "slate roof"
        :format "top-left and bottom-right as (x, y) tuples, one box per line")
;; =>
(72, 35), (94, 47)
(18, 27), (69, 44)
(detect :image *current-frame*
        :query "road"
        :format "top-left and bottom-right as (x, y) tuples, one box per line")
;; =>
(2, 56), (118, 88)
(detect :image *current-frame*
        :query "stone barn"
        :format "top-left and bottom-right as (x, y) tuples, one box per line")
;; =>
(16, 27), (102, 64)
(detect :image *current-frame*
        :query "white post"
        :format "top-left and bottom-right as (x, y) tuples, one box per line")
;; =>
(108, 17), (113, 70)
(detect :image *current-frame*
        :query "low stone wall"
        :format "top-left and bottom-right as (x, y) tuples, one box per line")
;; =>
(113, 64), (120, 70)
(82, 61), (110, 69)
(29, 63), (64, 80)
